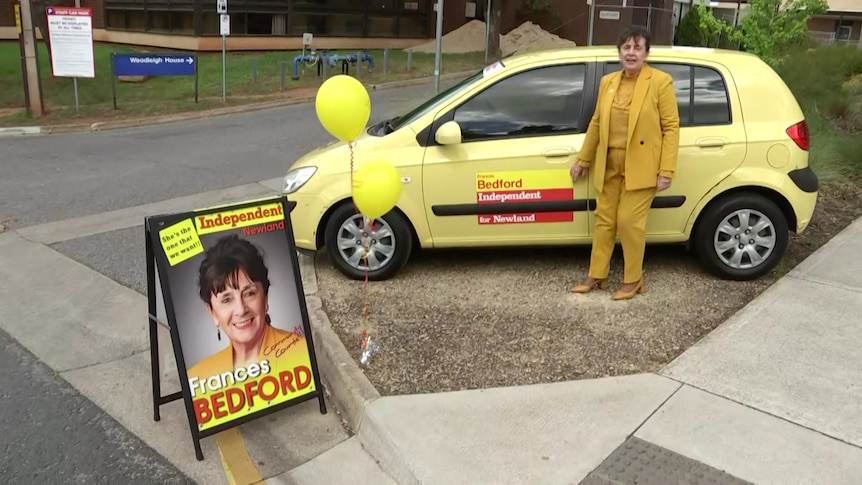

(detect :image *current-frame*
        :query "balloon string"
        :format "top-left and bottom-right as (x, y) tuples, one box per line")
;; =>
(349, 142), (357, 213)
(350, 140), (372, 351)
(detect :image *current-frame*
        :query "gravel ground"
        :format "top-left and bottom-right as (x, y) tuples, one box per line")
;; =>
(317, 182), (862, 396)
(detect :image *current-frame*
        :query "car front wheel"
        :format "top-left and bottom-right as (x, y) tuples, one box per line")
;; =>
(323, 202), (413, 281)
(693, 193), (789, 281)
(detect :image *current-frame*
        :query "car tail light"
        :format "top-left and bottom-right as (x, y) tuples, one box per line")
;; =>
(786, 120), (810, 151)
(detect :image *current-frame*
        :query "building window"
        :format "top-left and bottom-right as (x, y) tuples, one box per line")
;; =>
(103, 0), (430, 37)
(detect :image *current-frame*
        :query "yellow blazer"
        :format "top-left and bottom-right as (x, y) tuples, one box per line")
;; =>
(577, 64), (680, 192)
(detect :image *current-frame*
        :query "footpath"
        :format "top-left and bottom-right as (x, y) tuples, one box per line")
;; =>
(0, 170), (859, 484)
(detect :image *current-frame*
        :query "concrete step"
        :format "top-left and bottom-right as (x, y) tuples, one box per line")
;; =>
(356, 374), (681, 485)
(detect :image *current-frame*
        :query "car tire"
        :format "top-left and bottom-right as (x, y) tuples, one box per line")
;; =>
(323, 202), (413, 281)
(693, 192), (789, 281)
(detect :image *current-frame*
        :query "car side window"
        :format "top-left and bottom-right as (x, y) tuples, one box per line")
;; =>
(453, 63), (587, 142)
(648, 63), (692, 127)
(692, 66), (731, 125)
(603, 61), (730, 127)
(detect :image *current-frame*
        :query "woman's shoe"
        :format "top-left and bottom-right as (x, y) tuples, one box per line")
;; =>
(571, 277), (608, 293)
(612, 279), (645, 300)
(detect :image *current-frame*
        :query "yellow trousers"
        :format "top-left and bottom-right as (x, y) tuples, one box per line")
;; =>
(588, 148), (657, 284)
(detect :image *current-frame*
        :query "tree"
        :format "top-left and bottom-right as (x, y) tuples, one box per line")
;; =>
(731, 0), (829, 66)
(675, 2), (734, 48)
(696, 4), (734, 48)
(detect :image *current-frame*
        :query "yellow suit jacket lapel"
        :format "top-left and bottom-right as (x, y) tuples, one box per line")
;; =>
(600, 72), (622, 144)
(627, 64), (653, 145)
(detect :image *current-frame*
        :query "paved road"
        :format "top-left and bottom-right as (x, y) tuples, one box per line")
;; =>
(0, 78), (461, 482)
(0, 328), (192, 484)
(0, 79), (462, 229)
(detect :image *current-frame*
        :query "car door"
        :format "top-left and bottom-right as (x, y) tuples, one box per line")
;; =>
(418, 60), (597, 247)
(597, 59), (747, 238)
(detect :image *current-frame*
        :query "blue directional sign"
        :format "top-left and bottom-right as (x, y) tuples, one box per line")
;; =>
(110, 52), (199, 109)
(113, 54), (197, 77)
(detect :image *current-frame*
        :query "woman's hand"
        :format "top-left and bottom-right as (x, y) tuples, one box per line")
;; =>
(570, 163), (588, 182)
(657, 176), (672, 192)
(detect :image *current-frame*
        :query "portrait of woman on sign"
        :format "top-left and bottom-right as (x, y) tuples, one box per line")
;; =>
(185, 234), (310, 383)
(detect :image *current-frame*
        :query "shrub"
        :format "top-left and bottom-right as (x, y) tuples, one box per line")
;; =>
(777, 46), (862, 117)
(777, 46), (862, 178)
(845, 74), (862, 95)
(675, 5), (709, 46)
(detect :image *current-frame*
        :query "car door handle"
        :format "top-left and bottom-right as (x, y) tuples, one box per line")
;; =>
(696, 137), (728, 148)
(542, 147), (575, 158)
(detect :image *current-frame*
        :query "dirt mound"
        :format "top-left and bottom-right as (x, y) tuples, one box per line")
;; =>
(407, 20), (575, 56)
(409, 20), (490, 54)
(501, 21), (576, 56)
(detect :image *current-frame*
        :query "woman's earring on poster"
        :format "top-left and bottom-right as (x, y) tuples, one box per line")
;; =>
(266, 314), (271, 324)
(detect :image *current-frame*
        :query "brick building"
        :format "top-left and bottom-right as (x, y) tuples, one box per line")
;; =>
(0, 0), (677, 52)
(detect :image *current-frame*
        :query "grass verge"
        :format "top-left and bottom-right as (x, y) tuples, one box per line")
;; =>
(0, 40), (488, 127)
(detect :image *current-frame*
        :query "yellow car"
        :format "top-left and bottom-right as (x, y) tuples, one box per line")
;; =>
(281, 46), (818, 281)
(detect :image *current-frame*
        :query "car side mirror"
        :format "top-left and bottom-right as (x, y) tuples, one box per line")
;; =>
(435, 121), (462, 145)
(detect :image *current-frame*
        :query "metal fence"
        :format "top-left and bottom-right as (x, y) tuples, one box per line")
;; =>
(810, 30), (862, 49)
(587, 3), (676, 46)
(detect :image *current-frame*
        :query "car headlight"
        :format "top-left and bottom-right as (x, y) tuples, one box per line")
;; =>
(282, 166), (317, 194)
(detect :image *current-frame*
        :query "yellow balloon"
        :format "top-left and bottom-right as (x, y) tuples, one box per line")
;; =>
(352, 160), (402, 220)
(315, 75), (371, 142)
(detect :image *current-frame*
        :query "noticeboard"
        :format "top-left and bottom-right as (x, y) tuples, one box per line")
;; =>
(45, 7), (95, 78)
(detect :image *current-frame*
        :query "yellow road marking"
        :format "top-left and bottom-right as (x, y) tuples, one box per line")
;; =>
(216, 427), (264, 485)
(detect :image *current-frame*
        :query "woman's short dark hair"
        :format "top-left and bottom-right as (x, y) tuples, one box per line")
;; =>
(617, 25), (651, 52)
(198, 234), (270, 303)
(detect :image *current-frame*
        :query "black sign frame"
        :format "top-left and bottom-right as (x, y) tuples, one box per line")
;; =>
(145, 195), (327, 461)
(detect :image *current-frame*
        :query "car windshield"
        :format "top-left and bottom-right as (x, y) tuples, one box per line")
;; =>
(383, 70), (485, 133)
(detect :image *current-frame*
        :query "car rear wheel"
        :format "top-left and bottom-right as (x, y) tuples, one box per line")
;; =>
(693, 193), (789, 281)
(323, 202), (413, 281)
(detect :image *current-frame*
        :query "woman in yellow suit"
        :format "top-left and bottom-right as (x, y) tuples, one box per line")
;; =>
(570, 26), (680, 300)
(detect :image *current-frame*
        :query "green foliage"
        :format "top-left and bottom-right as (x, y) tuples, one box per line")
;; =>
(731, 0), (829, 66)
(845, 73), (862, 95)
(674, 2), (735, 48)
(695, 4), (734, 48)
(777, 46), (862, 177)
(776, 45), (862, 115)
(674, 4), (707, 46)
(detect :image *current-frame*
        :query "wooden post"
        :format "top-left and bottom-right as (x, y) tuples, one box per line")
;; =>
(18, 0), (45, 117)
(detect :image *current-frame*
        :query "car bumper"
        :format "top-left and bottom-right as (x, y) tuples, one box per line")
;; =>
(286, 191), (332, 251)
(788, 167), (818, 233)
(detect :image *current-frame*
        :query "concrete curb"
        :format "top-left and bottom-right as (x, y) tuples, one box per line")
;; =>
(0, 126), (42, 137)
(357, 406), (421, 485)
(30, 70), (477, 135)
(298, 252), (381, 435)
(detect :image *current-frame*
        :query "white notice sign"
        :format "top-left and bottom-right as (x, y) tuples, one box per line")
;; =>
(220, 14), (231, 36)
(46, 7), (95, 78)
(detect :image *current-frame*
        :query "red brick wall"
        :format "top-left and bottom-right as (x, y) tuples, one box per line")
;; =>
(82, 0), (104, 29)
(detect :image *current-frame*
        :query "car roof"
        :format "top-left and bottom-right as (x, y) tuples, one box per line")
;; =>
(500, 45), (762, 67)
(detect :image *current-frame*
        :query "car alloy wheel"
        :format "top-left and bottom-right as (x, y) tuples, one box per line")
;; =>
(336, 214), (396, 272)
(323, 202), (413, 281)
(713, 208), (777, 270)
(693, 192), (789, 281)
